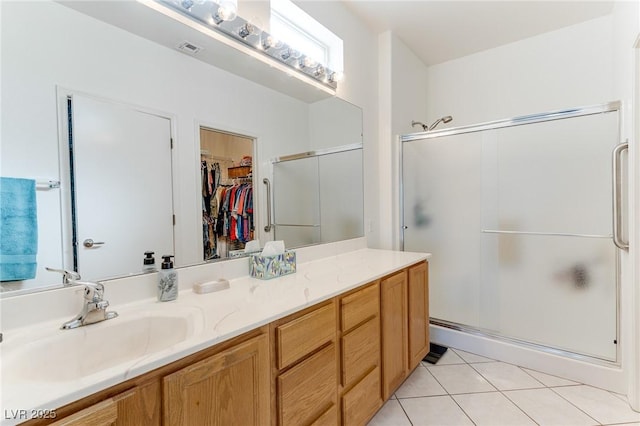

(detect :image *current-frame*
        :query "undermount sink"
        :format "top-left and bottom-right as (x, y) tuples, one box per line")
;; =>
(4, 309), (201, 383)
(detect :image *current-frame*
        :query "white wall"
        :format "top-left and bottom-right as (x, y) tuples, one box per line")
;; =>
(1, 0), (378, 291)
(294, 1), (380, 247)
(1, 1), (311, 289)
(424, 15), (614, 125)
(377, 32), (430, 250)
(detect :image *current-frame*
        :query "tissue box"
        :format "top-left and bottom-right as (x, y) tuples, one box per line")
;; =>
(249, 250), (296, 280)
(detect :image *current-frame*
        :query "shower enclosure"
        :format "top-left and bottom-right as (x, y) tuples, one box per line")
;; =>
(401, 102), (627, 363)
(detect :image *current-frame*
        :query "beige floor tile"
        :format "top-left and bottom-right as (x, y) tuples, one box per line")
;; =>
(453, 392), (536, 426)
(522, 368), (580, 387)
(367, 399), (411, 426)
(504, 388), (598, 426)
(425, 364), (496, 394)
(453, 348), (495, 363)
(400, 395), (474, 426)
(553, 385), (640, 425)
(472, 362), (545, 390)
(395, 366), (447, 398)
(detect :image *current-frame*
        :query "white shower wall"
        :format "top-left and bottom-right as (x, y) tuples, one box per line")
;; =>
(410, 3), (640, 396)
(424, 15), (614, 126)
(388, 1), (640, 400)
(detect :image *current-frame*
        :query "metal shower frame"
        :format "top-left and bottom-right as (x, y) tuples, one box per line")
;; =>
(398, 100), (626, 365)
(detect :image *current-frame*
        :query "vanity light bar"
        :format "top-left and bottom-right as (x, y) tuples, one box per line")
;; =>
(156, 0), (339, 90)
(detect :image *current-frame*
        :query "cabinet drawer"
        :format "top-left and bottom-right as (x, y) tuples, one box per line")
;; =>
(310, 405), (338, 426)
(341, 317), (379, 388)
(276, 302), (336, 369)
(342, 367), (381, 426)
(278, 343), (337, 426)
(340, 282), (379, 332)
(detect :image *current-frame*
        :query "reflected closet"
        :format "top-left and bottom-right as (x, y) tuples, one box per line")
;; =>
(200, 127), (255, 261)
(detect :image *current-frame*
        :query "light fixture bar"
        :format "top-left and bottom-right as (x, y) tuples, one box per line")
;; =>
(150, 0), (338, 90)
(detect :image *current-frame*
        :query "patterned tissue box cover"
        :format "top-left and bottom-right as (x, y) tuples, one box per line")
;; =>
(249, 250), (297, 280)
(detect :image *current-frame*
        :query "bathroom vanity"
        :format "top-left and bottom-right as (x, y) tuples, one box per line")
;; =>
(2, 246), (429, 426)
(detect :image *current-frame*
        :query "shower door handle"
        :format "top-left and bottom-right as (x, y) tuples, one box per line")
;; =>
(263, 178), (273, 232)
(612, 141), (628, 250)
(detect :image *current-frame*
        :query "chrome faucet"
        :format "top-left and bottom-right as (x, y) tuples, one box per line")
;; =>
(46, 267), (118, 329)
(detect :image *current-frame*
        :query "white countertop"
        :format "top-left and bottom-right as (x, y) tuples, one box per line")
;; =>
(0, 248), (428, 425)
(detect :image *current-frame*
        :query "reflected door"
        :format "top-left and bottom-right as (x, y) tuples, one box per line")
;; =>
(71, 94), (174, 280)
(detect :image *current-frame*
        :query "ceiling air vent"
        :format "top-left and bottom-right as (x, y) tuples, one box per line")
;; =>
(177, 41), (202, 55)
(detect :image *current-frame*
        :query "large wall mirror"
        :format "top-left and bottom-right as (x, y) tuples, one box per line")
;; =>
(0, 1), (363, 295)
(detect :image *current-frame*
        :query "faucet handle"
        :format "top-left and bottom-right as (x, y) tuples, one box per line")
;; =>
(46, 267), (81, 285)
(75, 281), (105, 302)
(95, 300), (109, 310)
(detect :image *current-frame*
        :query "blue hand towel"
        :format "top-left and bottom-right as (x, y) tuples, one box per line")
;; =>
(0, 177), (38, 281)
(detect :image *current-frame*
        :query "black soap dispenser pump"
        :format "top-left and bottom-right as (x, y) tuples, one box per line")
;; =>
(158, 255), (178, 302)
(143, 251), (156, 273)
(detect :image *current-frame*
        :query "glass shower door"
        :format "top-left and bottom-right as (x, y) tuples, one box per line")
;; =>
(402, 107), (620, 361)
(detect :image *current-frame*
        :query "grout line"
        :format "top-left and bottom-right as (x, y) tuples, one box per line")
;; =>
(449, 394), (479, 426)
(413, 347), (635, 426)
(394, 397), (415, 426)
(548, 385), (603, 425)
(467, 362), (547, 392)
(519, 365), (582, 387)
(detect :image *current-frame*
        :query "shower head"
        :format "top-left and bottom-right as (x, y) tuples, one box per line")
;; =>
(411, 116), (453, 132)
(411, 120), (428, 131)
(427, 116), (453, 131)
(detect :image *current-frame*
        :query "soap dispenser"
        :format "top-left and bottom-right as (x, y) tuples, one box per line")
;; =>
(158, 255), (178, 302)
(143, 251), (156, 273)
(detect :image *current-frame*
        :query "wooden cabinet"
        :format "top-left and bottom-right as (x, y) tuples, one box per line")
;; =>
(381, 270), (408, 399)
(338, 282), (382, 426)
(48, 381), (161, 426)
(341, 367), (381, 426)
(27, 260), (428, 426)
(51, 400), (117, 426)
(275, 302), (335, 370)
(277, 344), (337, 426)
(408, 261), (430, 370)
(163, 333), (270, 426)
(26, 329), (267, 426)
(380, 261), (430, 399)
(271, 301), (338, 426)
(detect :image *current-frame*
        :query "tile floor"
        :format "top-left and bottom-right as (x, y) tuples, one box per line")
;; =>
(367, 347), (640, 426)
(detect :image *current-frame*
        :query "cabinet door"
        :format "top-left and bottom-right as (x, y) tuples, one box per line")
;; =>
(380, 271), (408, 399)
(163, 334), (270, 426)
(51, 382), (160, 426)
(51, 399), (117, 426)
(408, 261), (430, 370)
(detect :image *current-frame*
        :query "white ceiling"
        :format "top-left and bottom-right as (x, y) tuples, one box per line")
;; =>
(341, 1), (614, 66)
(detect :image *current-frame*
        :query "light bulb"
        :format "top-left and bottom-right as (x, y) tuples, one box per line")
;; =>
(181, 0), (195, 10)
(213, 0), (237, 24)
(281, 47), (300, 61)
(261, 35), (283, 50)
(238, 23), (255, 39)
(313, 65), (325, 77)
(301, 57), (317, 68)
(329, 71), (344, 83)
